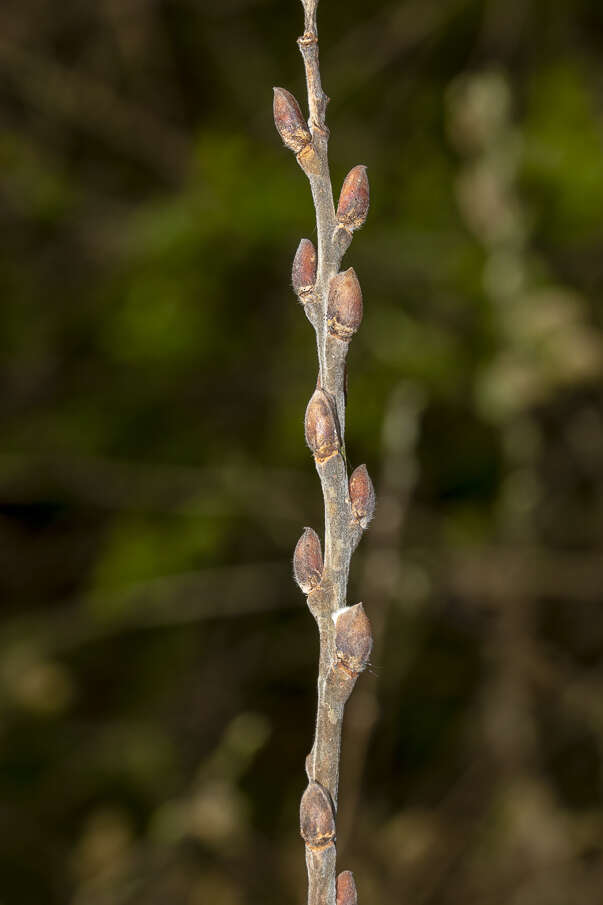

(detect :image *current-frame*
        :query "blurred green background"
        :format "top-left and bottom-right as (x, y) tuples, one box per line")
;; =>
(1, 1), (603, 903)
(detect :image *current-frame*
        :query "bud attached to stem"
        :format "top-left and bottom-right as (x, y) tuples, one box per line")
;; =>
(300, 781), (336, 850)
(337, 871), (358, 905)
(292, 238), (317, 299)
(336, 165), (369, 232)
(327, 268), (363, 342)
(349, 464), (375, 528)
(294, 527), (323, 594)
(273, 87), (312, 154)
(305, 389), (340, 463)
(334, 603), (373, 676)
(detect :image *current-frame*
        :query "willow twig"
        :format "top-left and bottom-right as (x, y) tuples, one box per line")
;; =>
(274, 3), (375, 903)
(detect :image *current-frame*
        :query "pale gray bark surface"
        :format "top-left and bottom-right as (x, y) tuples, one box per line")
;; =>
(274, 3), (375, 903)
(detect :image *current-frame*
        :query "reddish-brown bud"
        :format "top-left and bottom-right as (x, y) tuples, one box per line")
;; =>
(337, 871), (358, 905)
(334, 603), (373, 675)
(327, 268), (363, 341)
(293, 527), (323, 594)
(273, 87), (312, 154)
(304, 390), (340, 462)
(349, 464), (375, 528)
(292, 239), (317, 298)
(336, 165), (369, 231)
(300, 782), (336, 849)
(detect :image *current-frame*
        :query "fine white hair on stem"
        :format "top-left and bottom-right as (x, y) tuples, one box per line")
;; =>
(273, 2), (376, 903)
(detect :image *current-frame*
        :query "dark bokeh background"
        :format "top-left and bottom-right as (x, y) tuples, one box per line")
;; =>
(2, 1), (603, 903)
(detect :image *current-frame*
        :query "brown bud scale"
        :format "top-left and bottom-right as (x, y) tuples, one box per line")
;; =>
(328, 660), (359, 705)
(293, 527), (323, 594)
(300, 781), (336, 849)
(349, 464), (375, 528)
(337, 871), (358, 905)
(334, 603), (373, 675)
(304, 389), (340, 462)
(327, 268), (363, 342)
(336, 165), (369, 232)
(297, 142), (321, 175)
(273, 87), (312, 154)
(292, 238), (317, 298)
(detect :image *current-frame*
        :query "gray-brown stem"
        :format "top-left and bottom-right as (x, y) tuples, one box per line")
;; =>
(290, 2), (372, 904)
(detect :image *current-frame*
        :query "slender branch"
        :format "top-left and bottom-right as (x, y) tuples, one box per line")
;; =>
(274, 3), (374, 903)
(0, 38), (189, 179)
(297, 11), (337, 393)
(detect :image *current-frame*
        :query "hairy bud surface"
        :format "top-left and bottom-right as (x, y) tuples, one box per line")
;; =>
(336, 165), (369, 232)
(304, 390), (340, 462)
(292, 238), (317, 297)
(336, 871), (358, 905)
(300, 781), (336, 849)
(273, 87), (312, 154)
(334, 603), (373, 675)
(349, 464), (375, 528)
(327, 268), (363, 341)
(293, 527), (323, 594)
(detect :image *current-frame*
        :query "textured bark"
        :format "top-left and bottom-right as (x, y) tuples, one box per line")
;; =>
(274, 2), (375, 903)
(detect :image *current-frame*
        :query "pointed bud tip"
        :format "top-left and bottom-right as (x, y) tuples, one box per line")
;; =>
(292, 238), (317, 297)
(337, 871), (358, 905)
(334, 603), (373, 675)
(349, 464), (375, 528)
(304, 390), (340, 463)
(336, 165), (370, 232)
(327, 268), (363, 342)
(300, 781), (336, 848)
(293, 526), (323, 594)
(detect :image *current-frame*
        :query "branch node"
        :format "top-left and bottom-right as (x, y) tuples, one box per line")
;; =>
(297, 143), (322, 175)
(298, 32), (318, 48)
(333, 224), (354, 257)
